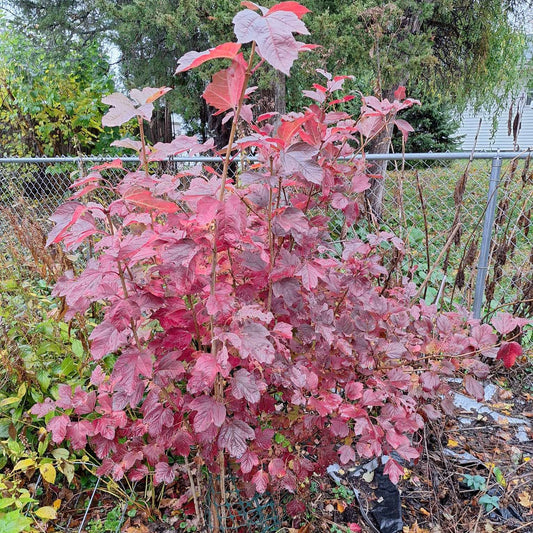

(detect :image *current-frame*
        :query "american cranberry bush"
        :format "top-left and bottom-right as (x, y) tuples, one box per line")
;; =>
(33, 0), (525, 509)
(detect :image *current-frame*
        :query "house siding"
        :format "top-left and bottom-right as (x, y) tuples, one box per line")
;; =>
(457, 95), (533, 152)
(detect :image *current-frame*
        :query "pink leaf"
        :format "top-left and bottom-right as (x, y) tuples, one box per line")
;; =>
(176, 42), (242, 73)
(111, 348), (153, 395)
(124, 190), (178, 213)
(101, 93), (139, 127)
(46, 202), (90, 247)
(252, 469), (269, 493)
(233, 7), (310, 75)
(187, 353), (221, 394)
(239, 450), (259, 474)
(338, 444), (356, 464)
(239, 321), (276, 364)
(89, 321), (129, 360)
(491, 313), (529, 335)
(47, 415), (70, 444)
(30, 398), (56, 417)
(383, 458), (404, 484)
(154, 462), (176, 484)
(268, 458), (286, 477)
(496, 342), (522, 368)
(189, 396), (226, 433)
(464, 375), (484, 401)
(394, 118), (414, 142)
(345, 382), (363, 401)
(280, 142), (324, 184)
(217, 419), (255, 458)
(231, 368), (262, 404)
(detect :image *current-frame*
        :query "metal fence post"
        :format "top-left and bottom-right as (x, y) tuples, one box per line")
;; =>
(472, 156), (502, 319)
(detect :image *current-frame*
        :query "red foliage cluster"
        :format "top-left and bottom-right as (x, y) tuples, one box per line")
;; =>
(33, 1), (525, 501)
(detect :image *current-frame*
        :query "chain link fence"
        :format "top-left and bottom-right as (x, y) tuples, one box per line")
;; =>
(1, 153), (532, 318)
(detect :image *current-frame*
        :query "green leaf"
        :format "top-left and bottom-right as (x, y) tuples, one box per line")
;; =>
(51, 448), (69, 460)
(71, 339), (84, 359)
(59, 357), (76, 377)
(0, 498), (15, 510)
(493, 466), (506, 487)
(36, 369), (51, 392)
(0, 510), (32, 533)
(479, 494), (500, 511)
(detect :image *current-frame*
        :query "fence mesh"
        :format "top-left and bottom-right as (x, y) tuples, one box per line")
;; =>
(1, 153), (532, 317)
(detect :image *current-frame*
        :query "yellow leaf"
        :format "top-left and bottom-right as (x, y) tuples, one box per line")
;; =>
(0, 396), (21, 407)
(35, 506), (57, 520)
(52, 499), (61, 510)
(40, 463), (56, 484)
(519, 491), (532, 508)
(13, 458), (36, 472)
(447, 438), (459, 447)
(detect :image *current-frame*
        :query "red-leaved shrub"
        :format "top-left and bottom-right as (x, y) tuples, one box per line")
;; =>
(32, 1), (525, 518)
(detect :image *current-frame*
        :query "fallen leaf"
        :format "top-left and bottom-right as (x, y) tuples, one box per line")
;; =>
(447, 438), (459, 447)
(519, 491), (532, 508)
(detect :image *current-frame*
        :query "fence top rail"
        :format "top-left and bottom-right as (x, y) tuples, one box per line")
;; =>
(0, 151), (531, 164)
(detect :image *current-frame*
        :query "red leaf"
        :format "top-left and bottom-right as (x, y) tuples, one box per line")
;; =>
(464, 375), (484, 401)
(286, 499), (306, 517)
(172, 431), (193, 457)
(231, 368), (262, 404)
(252, 469), (269, 493)
(338, 444), (356, 464)
(111, 348), (153, 395)
(345, 382), (363, 401)
(47, 415), (70, 444)
(154, 462), (176, 484)
(280, 142), (324, 184)
(383, 458), (404, 484)
(47, 202), (89, 246)
(394, 118), (414, 142)
(217, 419), (255, 458)
(496, 341), (522, 368)
(239, 450), (259, 473)
(203, 55), (247, 114)
(189, 396), (226, 433)
(124, 190), (178, 213)
(272, 206), (309, 236)
(268, 458), (286, 477)
(187, 353), (221, 394)
(394, 86), (406, 100)
(233, 6), (310, 75)
(89, 321), (129, 360)
(176, 42), (242, 73)
(267, 2), (310, 18)
(491, 313), (529, 335)
(91, 159), (123, 170)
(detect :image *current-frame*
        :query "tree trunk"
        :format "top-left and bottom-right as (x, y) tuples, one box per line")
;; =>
(365, 115), (394, 223)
